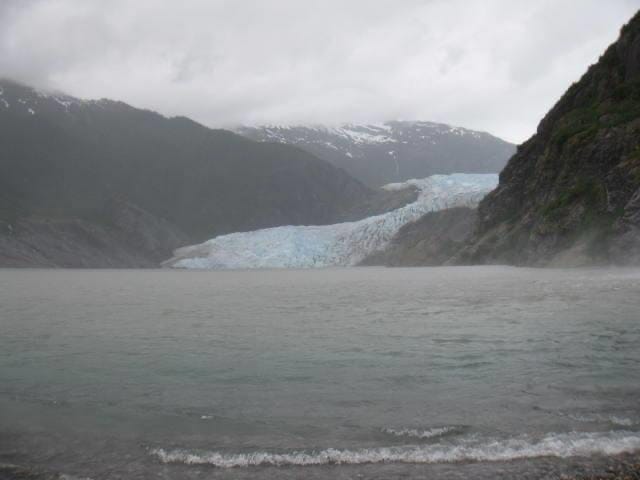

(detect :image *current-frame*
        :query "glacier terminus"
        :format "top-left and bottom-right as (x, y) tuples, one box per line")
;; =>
(163, 173), (498, 269)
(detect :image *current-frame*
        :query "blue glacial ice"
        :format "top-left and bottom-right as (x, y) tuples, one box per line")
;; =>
(164, 173), (498, 269)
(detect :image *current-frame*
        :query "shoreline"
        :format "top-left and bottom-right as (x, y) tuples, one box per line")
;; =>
(2, 454), (639, 480)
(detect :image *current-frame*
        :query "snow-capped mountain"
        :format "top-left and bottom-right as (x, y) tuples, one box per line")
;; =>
(0, 79), (115, 118)
(164, 173), (498, 269)
(237, 122), (515, 187)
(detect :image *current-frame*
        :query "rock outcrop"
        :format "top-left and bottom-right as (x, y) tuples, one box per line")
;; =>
(0, 198), (189, 268)
(359, 207), (476, 267)
(457, 11), (640, 266)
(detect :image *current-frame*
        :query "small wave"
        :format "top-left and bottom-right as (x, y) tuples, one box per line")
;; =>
(381, 426), (458, 439)
(567, 413), (635, 426)
(611, 417), (635, 427)
(150, 430), (640, 468)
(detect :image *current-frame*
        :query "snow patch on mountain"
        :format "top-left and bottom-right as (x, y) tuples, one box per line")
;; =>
(246, 121), (484, 148)
(164, 173), (498, 270)
(259, 123), (394, 147)
(329, 125), (394, 144)
(236, 121), (515, 188)
(0, 80), (110, 117)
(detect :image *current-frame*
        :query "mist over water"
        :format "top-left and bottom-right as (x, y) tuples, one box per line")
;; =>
(1, 267), (639, 479)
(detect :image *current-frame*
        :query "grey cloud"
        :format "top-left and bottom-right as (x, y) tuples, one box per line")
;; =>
(0, 0), (638, 143)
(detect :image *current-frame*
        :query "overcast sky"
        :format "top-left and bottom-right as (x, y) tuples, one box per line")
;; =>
(1, 0), (638, 143)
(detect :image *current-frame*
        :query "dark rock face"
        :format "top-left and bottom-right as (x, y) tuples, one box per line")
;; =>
(0, 199), (189, 268)
(0, 80), (373, 267)
(458, 11), (640, 266)
(237, 122), (515, 188)
(609, 187), (640, 264)
(360, 207), (476, 267)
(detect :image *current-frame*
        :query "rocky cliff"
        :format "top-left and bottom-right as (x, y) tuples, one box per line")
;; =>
(458, 11), (640, 266)
(359, 207), (476, 267)
(0, 198), (189, 268)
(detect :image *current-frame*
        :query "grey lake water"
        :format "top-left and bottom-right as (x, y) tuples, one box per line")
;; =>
(1, 266), (639, 479)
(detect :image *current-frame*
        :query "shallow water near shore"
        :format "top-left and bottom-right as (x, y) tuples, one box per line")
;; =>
(0, 266), (639, 479)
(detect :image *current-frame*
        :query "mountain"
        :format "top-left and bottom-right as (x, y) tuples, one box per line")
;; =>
(236, 122), (516, 187)
(457, 11), (640, 266)
(164, 174), (498, 269)
(0, 80), (373, 267)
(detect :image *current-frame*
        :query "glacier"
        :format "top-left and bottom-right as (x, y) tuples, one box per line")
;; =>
(164, 173), (498, 269)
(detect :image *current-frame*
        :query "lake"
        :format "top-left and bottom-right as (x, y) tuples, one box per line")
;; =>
(1, 267), (639, 479)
